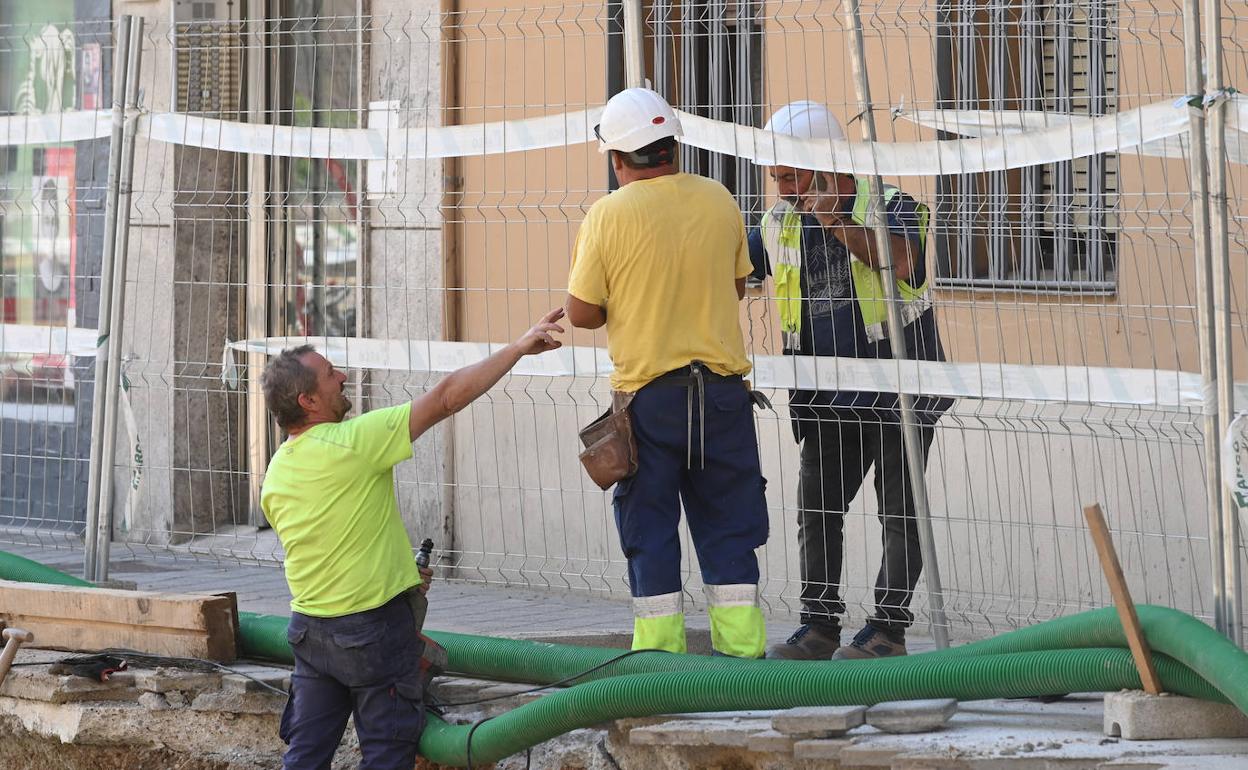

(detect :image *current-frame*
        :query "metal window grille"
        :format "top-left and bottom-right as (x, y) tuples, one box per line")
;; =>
(935, 0), (1119, 290)
(652, 0), (764, 219)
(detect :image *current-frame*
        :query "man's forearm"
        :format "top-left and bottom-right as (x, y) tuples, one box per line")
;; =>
(436, 343), (525, 414)
(830, 222), (915, 282)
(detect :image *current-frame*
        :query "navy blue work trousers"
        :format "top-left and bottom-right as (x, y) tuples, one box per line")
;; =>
(613, 374), (769, 597)
(280, 592), (426, 770)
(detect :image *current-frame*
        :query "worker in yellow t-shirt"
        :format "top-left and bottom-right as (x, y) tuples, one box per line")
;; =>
(259, 308), (564, 768)
(565, 87), (769, 658)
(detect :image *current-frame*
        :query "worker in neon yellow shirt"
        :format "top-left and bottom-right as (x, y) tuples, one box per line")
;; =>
(566, 88), (769, 658)
(260, 308), (564, 769)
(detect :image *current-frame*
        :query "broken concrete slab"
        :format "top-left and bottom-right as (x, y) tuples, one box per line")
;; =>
(190, 690), (285, 715)
(746, 729), (796, 753)
(132, 667), (221, 694)
(772, 705), (866, 737)
(628, 718), (773, 747)
(791, 737), (854, 760)
(138, 691), (170, 711)
(0, 668), (140, 705)
(1104, 690), (1248, 740)
(222, 671), (287, 694)
(865, 698), (958, 734)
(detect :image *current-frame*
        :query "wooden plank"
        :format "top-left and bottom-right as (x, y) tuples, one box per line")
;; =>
(1083, 503), (1164, 695)
(0, 580), (237, 662)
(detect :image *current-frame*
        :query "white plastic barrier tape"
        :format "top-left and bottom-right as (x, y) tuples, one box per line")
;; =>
(8, 322), (1244, 411)
(894, 92), (1248, 165)
(0, 109), (111, 144)
(220, 336), (1248, 412)
(3, 95), (1244, 173)
(0, 324), (101, 357)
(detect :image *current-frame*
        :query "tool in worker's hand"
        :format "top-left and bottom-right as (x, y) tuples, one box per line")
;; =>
(0, 627), (34, 687)
(408, 538), (435, 633)
(416, 538), (434, 569)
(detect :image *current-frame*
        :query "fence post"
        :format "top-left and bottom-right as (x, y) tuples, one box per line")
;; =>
(84, 16), (133, 582)
(622, 0), (645, 89)
(1181, 0), (1229, 637)
(1204, 0), (1240, 645)
(88, 15), (145, 582)
(843, 0), (950, 648)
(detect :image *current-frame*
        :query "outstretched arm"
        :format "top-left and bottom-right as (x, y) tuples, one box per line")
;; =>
(408, 307), (565, 441)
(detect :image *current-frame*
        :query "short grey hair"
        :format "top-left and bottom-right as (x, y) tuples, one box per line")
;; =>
(261, 345), (317, 430)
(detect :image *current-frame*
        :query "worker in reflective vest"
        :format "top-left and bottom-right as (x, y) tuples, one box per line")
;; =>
(749, 101), (953, 661)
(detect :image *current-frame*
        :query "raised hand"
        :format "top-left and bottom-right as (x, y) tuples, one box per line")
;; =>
(516, 307), (566, 356)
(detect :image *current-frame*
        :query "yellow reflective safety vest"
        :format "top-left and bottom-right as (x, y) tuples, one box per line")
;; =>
(759, 178), (931, 352)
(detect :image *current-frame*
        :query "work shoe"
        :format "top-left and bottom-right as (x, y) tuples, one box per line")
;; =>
(764, 624), (841, 660)
(830, 624), (907, 660)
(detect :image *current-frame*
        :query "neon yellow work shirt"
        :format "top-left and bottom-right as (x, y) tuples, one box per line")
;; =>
(567, 172), (754, 393)
(260, 403), (421, 617)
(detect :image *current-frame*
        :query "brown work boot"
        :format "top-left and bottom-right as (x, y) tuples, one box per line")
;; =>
(764, 624), (841, 660)
(830, 624), (907, 660)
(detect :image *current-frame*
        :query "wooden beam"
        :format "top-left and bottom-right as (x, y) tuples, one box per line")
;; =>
(1083, 503), (1164, 695)
(0, 580), (237, 662)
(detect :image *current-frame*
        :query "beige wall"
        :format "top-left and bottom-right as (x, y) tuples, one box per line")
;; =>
(440, 0), (1245, 630)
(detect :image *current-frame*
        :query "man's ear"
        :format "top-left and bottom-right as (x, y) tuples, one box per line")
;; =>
(296, 391), (317, 412)
(609, 151), (623, 174)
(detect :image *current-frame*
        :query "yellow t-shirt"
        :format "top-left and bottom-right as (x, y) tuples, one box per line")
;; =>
(260, 403), (422, 617)
(567, 172), (753, 392)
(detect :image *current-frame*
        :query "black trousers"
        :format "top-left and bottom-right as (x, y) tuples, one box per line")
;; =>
(796, 414), (935, 635)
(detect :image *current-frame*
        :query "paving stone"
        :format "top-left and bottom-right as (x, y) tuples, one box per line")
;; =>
(746, 729), (796, 754)
(628, 718), (773, 747)
(865, 698), (957, 734)
(834, 744), (907, 767)
(190, 690), (286, 715)
(772, 705), (866, 737)
(1104, 690), (1248, 740)
(222, 670), (288, 694)
(133, 667), (222, 694)
(0, 669), (140, 705)
(792, 737), (854, 760)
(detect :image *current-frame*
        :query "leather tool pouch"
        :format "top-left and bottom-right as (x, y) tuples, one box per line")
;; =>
(578, 393), (638, 490)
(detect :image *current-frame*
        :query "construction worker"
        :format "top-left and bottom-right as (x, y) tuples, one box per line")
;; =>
(750, 101), (952, 660)
(259, 308), (564, 769)
(565, 87), (769, 658)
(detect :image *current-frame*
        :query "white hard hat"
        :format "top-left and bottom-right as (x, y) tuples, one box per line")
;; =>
(763, 100), (846, 141)
(595, 87), (683, 154)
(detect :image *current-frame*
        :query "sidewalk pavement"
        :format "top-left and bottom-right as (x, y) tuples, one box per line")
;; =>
(3, 536), (862, 653)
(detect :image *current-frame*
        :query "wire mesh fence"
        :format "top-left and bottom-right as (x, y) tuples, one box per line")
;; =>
(1, 0), (1245, 643)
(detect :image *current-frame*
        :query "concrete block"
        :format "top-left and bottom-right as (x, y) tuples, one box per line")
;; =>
(139, 691), (171, 711)
(792, 738), (854, 760)
(133, 667), (222, 694)
(865, 698), (957, 734)
(747, 729), (796, 754)
(190, 690), (286, 715)
(1104, 690), (1248, 740)
(833, 744), (907, 766)
(0, 669), (140, 705)
(628, 718), (772, 747)
(772, 705), (866, 737)
(222, 668), (289, 694)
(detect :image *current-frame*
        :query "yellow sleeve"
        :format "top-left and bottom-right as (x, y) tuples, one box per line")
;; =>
(734, 214), (753, 280)
(568, 209), (608, 306)
(343, 403), (414, 471)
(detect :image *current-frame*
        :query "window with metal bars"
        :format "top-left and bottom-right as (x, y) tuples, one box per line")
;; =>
(650, 0), (765, 221)
(173, 1), (243, 119)
(934, 0), (1119, 291)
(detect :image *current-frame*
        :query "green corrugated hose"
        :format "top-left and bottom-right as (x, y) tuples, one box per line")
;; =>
(4, 550), (1247, 767)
